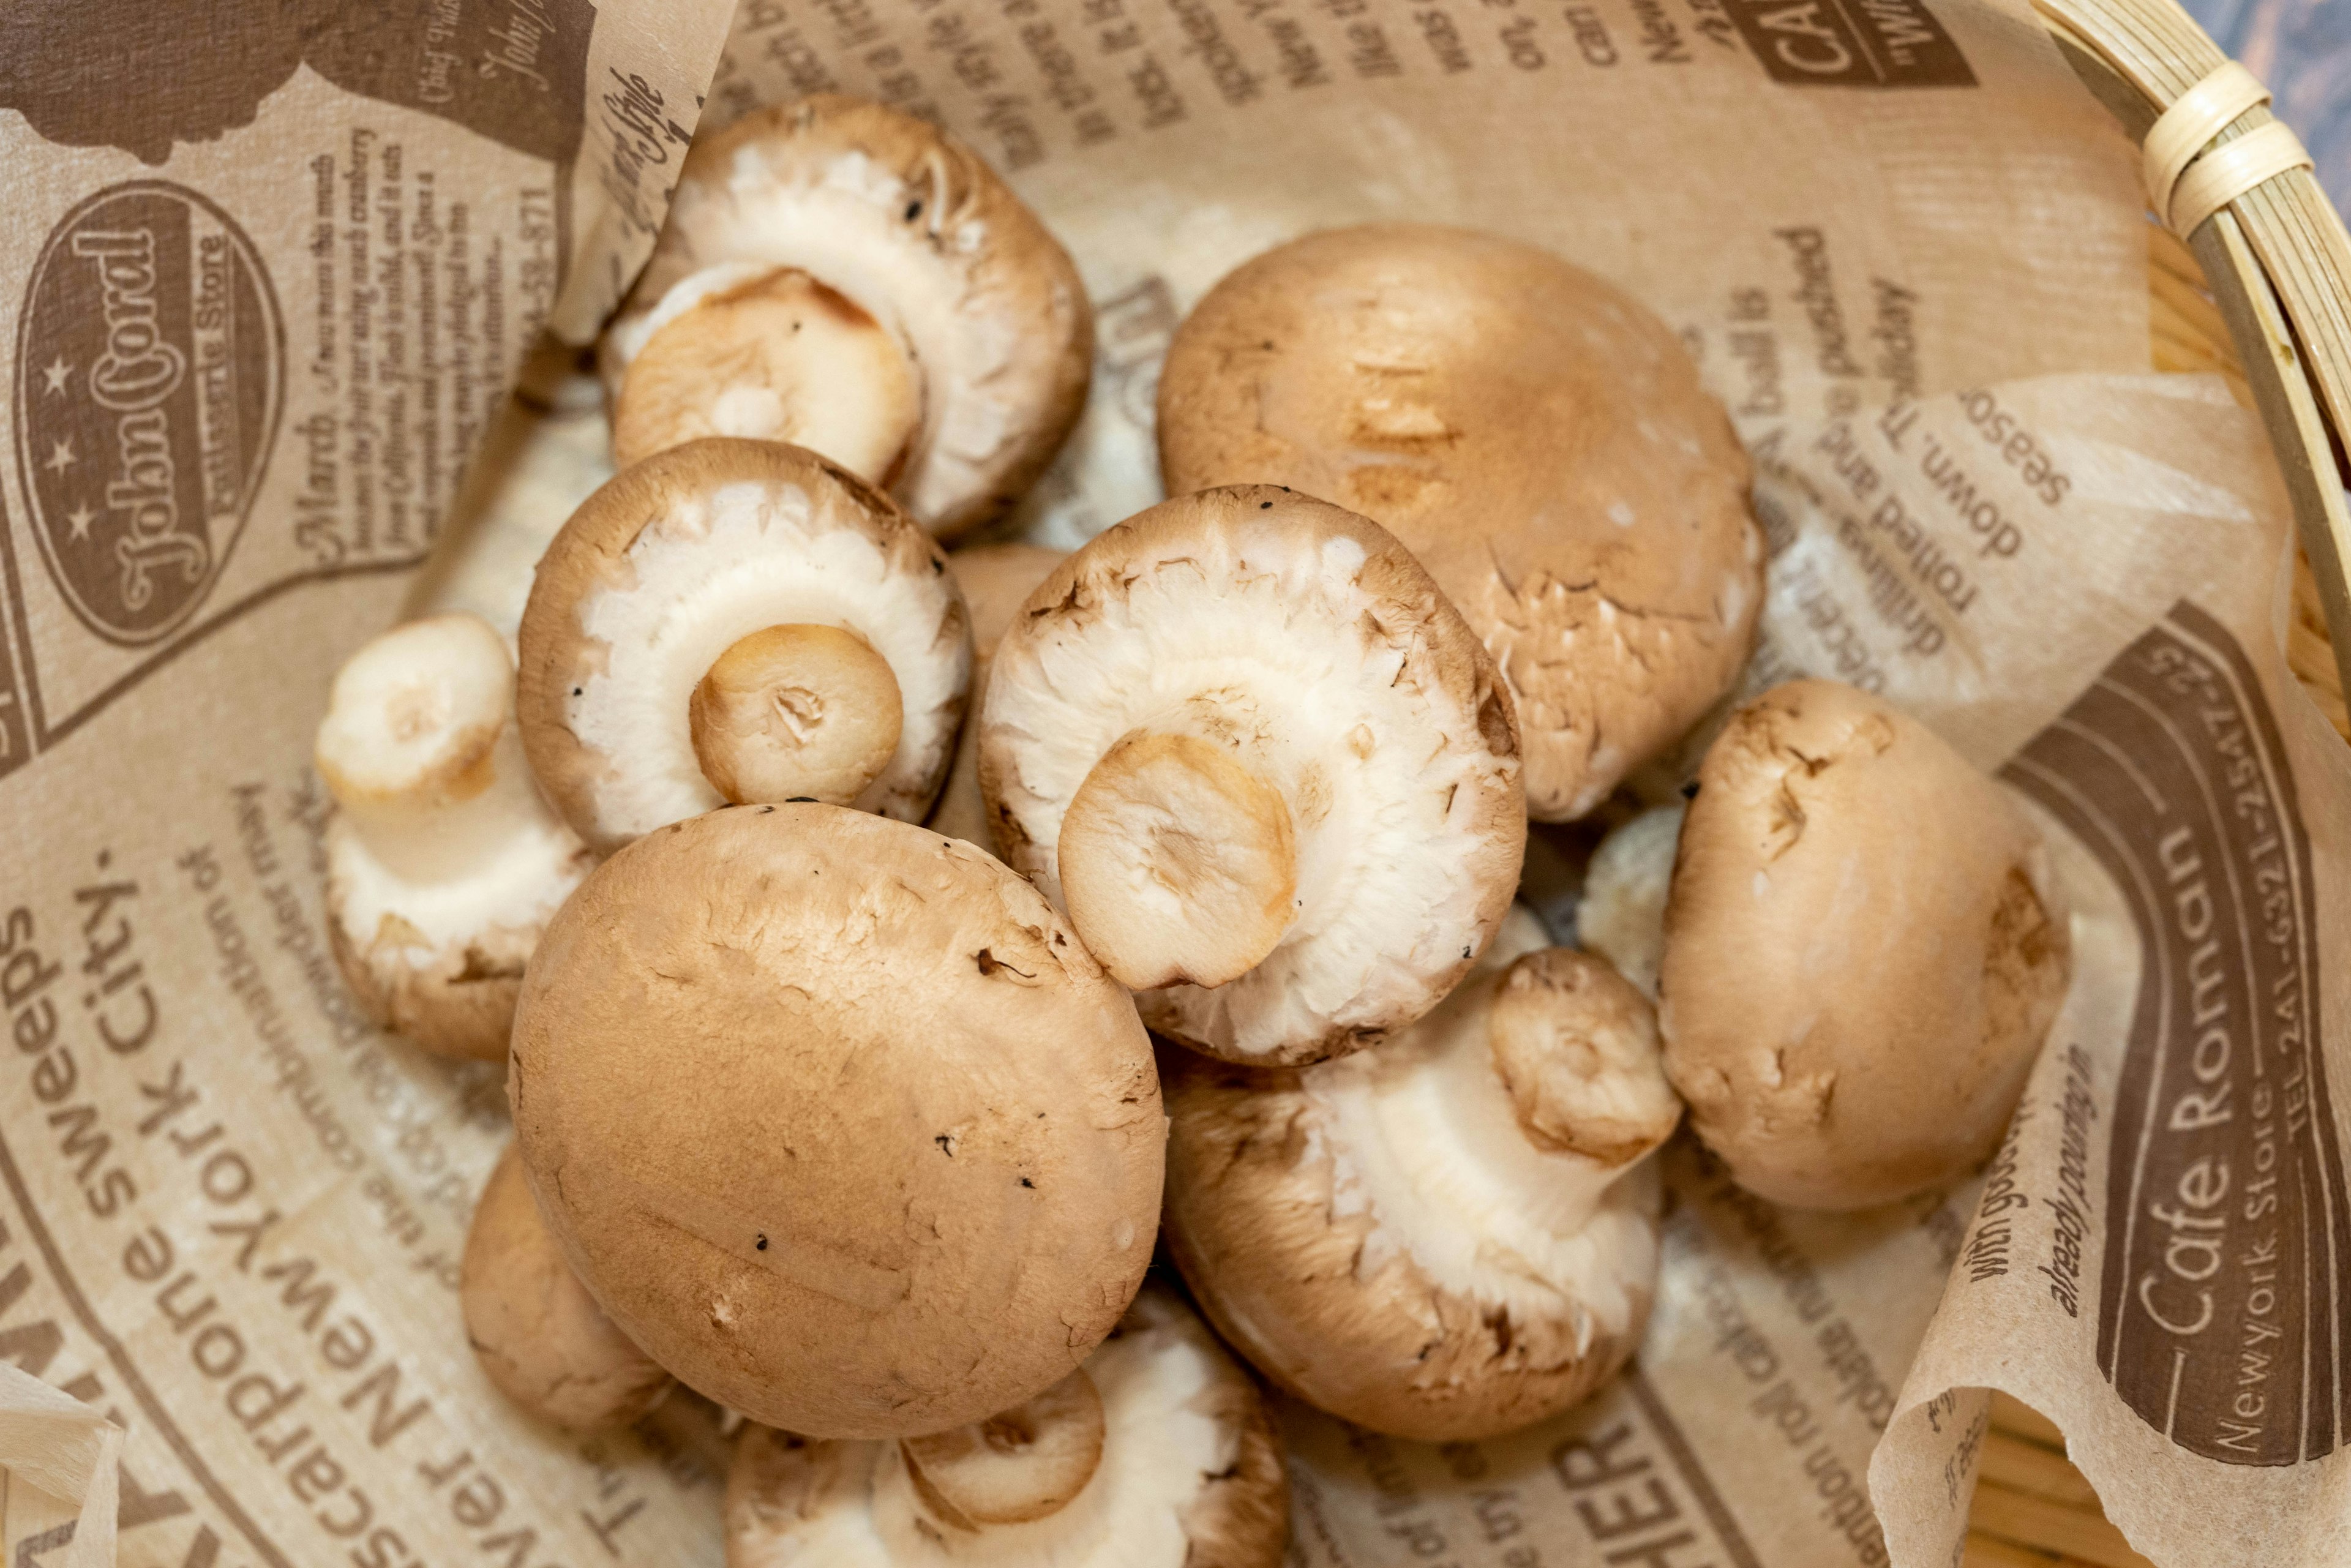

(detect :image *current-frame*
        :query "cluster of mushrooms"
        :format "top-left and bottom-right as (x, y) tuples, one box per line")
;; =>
(315, 94), (2073, 1563)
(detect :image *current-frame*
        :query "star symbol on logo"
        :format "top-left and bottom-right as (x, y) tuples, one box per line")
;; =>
(39, 356), (70, 396)
(42, 438), (75, 476)
(64, 503), (95, 542)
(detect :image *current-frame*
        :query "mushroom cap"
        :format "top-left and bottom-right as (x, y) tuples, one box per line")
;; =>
(1163, 912), (1669, 1440)
(318, 615), (595, 1060)
(979, 486), (1525, 1067)
(1659, 680), (2071, 1210)
(723, 1282), (1287, 1567)
(604, 95), (1093, 542)
(929, 543), (1068, 854)
(1577, 802), (1685, 1000)
(461, 1142), (672, 1432)
(1157, 223), (1763, 822)
(516, 440), (971, 855)
(509, 805), (1164, 1438)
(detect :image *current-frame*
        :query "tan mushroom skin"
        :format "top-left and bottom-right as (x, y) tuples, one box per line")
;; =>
(510, 805), (1163, 1438)
(929, 542), (1067, 854)
(724, 1283), (1287, 1566)
(1659, 679), (2071, 1210)
(1164, 910), (1678, 1440)
(1577, 801), (1685, 1000)
(517, 440), (972, 854)
(315, 613), (594, 1060)
(980, 486), (1526, 1067)
(461, 1143), (672, 1433)
(1158, 223), (1764, 822)
(602, 94), (1093, 541)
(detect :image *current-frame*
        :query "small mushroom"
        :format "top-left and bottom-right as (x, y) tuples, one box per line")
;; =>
(1163, 908), (1678, 1439)
(1577, 802), (1685, 999)
(928, 542), (1068, 854)
(516, 440), (972, 854)
(1158, 223), (1763, 822)
(602, 94), (1093, 541)
(509, 805), (1163, 1437)
(313, 613), (595, 1059)
(724, 1283), (1287, 1566)
(1659, 680), (2071, 1210)
(980, 486), (1526, 1067)
(462, 1142), (672, 1432)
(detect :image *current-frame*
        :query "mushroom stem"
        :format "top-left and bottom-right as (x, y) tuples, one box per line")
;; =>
(690, 623), (906, 807)
(1057, 729), (1299, 991)
(314, 615), (547, 882)
(610, 267), (923, 477)
(899, 1368), (1106, 1529)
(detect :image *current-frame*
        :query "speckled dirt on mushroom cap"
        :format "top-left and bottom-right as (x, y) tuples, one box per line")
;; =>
(1659, 679), (2071, 1210)
(978, 485), (1526, 1068)
(509, 804), (1163, 1438)
(515, 439), (971, 855)
(604, 94), (1093, 542)
(1158, 223), (1763, 822)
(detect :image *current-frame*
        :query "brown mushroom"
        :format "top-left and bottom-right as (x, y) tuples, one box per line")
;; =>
(978, 486), (1526, 1067)
(1158, 223), (1763, 821)
(1163, 908), (1677, 1439)
(509, 804), (1163, 1437)
(461, 1143), (672, 1432)
(313, 613), (594, 1059)
(516, 440), (972, 854)
(601, 95), (1093, 541)
(1659, 679), (2071, 1209)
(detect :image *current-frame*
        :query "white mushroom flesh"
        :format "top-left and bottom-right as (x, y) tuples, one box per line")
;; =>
(565, 478), (966, 835)
(731, 1316), (1236, 1566)
(1577, 802), (1684, 999)
(988, 532), (1510, 1060)
(1296, 915), (1656, 1338)
(318, 618), (588, 994)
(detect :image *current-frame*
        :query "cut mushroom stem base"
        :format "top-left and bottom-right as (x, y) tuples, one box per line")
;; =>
(610, 266), (923, 479)
(1057, 730), (1298, 991)
(689, 622), (906, 806)
(315, 615), (547, 882)
(899, 1368), (1106, 1529)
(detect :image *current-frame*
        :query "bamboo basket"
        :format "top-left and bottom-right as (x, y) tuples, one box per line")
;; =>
(1953, 3), (2351, 1562)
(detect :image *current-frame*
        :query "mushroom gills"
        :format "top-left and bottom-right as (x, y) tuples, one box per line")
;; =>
(613, 267), (923, 478)
(1057, 729), (1299, 990)
(691, 621), (906, 806)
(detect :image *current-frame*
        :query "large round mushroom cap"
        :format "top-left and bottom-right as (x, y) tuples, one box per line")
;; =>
(316, 613), (595, 1060)
(603, 95), (1093, 541)
(517, 440), (971, 855)
(509, 805), (1164, 1438)
(980, 486), (1526, 1067)
(1158, 223), (1763, 822)
(1660, 680), (2071, 1210)
(724, 1283), (1286, 1566)
(1163, 910), (1676, 1440)
(461, 1143), (673, 1433)
(929, 543), (1068, 855)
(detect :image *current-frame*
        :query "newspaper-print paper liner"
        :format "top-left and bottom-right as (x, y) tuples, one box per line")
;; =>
(1, 0), (2341, 1565)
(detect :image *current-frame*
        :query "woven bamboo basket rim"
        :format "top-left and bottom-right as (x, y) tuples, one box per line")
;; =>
(1951, 5), (2350, 1562)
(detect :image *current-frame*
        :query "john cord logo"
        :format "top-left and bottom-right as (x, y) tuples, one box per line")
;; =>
(15, 182), (283, 646)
